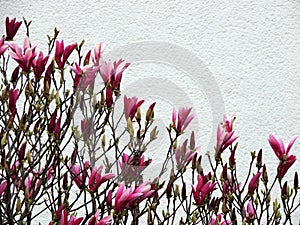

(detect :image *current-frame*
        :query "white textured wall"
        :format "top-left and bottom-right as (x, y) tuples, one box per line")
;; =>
(1, 0), (300, 223)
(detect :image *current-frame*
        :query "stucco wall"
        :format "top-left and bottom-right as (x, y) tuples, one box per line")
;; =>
(1, 0), (300, 223)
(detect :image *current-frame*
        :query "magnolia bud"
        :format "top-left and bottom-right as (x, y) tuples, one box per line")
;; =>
(127, 118), (134, 137)
(16, 198), (21, 212)
(63, 173), (68, 190)
(26, 150), (32, 164)
(294, 172), (298, 190)
(136, 107), (141, 122)
(256, 149), (262, 168)
(146, 102), (156, 121)
(181, 182), (187, 200)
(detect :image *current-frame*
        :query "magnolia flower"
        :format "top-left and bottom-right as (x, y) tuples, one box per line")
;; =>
(215, 115), (238, 154)
(268, 134), (297, 178)
(54, 117), (62, 140)
(5, 17), (22, 41)
(119, 153), (152, 183)
(59, 210), (83, 225)
(24, 174), (41, 198)
(99, 59), (130, 90)
(8, 88), (18, 115)
(0, 36), (8, 56)
(92, 42), (103, 66)
(248, 172), (262, 195)
(192, 172), (216, 206)
(243, 200), (255, 222)
(0, 181), (7, 196)
(55, 40), (77, 69)
(210, 214), (231, 225)
(88, 165), (115, 193)
(174, 132), (200, 170)
(123, 95), (144, 120)
(88, 210), (112, 225)
(32, 51), (49, 78)
(71, 62), (99, 90)
(81, 119), (93, 141)
(69, 161), (90, 188)
(8, 36), (37, 72)
(172, 107), (194, 133)
(114, 181), (154, 213)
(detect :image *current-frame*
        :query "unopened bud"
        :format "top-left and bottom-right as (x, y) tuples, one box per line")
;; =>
(256, 149), (262, 168)
(136, 107), (141, 122)
(56, 92), (60, 107)
(146, 102), (156, 121)
(181, 182), (187, 200)
(25, 188), (30, 200)
(16, 198), (21, 212)
(1, 133), (7, 148)
(63, 173), (68, 190)
(26, 150), (32, 164)
(127, 118), (134, 137)
(294, 172), (298, 190)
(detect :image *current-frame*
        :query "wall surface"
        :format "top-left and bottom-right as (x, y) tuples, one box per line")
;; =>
(1, 0), (300, 223)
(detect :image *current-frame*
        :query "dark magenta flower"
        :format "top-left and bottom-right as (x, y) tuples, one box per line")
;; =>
(8, 88), (18, 115)
(88, 210), (112, 225)
(248, 172), (262, 195)
(55, 40), (77, 69)
(268, 134), (297, 178)
(33, 51), (49, 79)
(5, 17), (22, 41)
(192, 172), (216, 206)
(88, 165), (115, 193)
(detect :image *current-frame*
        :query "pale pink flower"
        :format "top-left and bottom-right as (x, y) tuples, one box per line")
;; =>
(71, 63), (99, 90)
(88, 210), (112, 225)
(8, 36), (37, 72)
(0, 36), (8, 56)
(172, 107), (194, 133)
(123, 95), (144, 120)
(210, 214), (231, 225)
(243, 200), (255, 222)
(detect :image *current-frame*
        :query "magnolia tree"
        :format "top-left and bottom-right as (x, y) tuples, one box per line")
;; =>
(0, 17), (299, 225)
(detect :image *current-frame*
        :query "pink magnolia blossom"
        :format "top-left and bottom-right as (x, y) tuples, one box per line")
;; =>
(99, 59), (130, 90)
(119, 153), (152, 182)
(8, 88), (18, 115)
(248, 172), (262, 195)
(88, 165), (115, 193)
(123, 95), (144, 120)
(192, 172), (216, 206)
(8, 36), (37, 72)
(174, 132), (200, 169)
(54, 116), (62, 140)
(88, 210), (112, 225)
(48, 110), (57, 133)
(24, 174), (41, 197)
(59, 210), (83, 225)
(81, 119), (93, 141)
(105, 86), (113, 108)
(0, 180), (7, 196)
(268, 134), (297, 178)
(32, 51), (49, 78)
(243, 200), (255, 222)
(114, 181), (154, 213)
(92, 42), (103, 66)
(55, 40), (77, 69)
(172, 107), (194, 133)
(215, 115), (238, 154)
(210, 214), (231, 225)
(5, 17), (22, 41)
(71, 63), (99, 90)
(69, 161), (90, 188)
(0, 36), (8, 56)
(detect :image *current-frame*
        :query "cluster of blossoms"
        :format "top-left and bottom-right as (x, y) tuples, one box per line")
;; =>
(0, 17), (299, 225)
